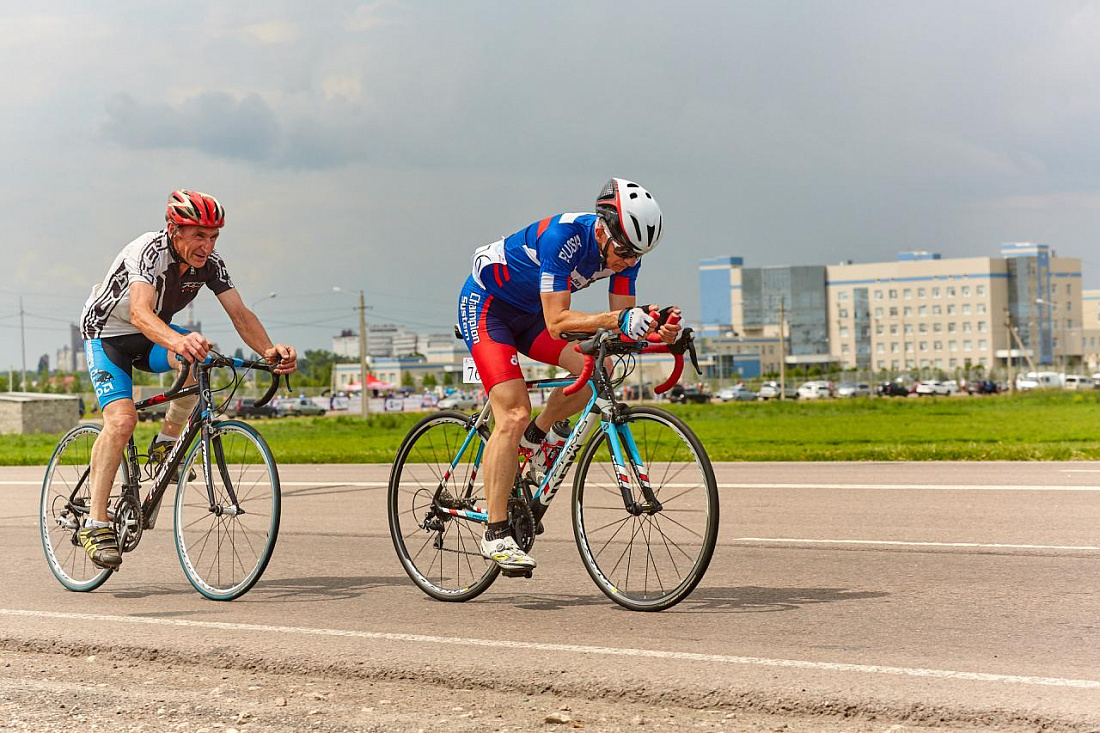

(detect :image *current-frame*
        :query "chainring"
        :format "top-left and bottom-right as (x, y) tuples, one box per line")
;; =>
(115, 493), (143, 553)
(507, 496), (536, 552)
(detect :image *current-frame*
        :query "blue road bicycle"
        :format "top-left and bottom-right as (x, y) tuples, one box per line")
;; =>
(388, 322), (719, 612)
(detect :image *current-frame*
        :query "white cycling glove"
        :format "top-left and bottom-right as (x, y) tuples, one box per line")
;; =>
(618, 307), (655, 341)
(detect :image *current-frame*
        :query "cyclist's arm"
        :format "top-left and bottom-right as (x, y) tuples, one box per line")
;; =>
(216, 289), (298, 374)
(130, 282), (209, 361)
(541, 291), (622, 339)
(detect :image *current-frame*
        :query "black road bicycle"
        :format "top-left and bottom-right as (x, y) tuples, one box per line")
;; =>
(40, 354), (287, 601)
(388, 318), (720, 612)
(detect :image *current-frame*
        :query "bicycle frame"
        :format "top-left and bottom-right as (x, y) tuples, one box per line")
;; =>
(65, 355), (281, 532)
(433, 374), (661, 528)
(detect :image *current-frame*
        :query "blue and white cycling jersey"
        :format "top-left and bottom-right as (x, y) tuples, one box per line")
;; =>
(469, 212), (639, 314)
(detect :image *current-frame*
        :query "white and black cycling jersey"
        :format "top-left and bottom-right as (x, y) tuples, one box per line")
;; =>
(80, 229), (235, 339)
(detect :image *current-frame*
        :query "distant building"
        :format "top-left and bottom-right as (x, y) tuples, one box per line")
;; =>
(700, 242), (1085, 374)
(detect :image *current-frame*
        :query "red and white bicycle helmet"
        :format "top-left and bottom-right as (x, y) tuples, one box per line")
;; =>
(595, 178), (663, 255)
(166, 189), (225, 228)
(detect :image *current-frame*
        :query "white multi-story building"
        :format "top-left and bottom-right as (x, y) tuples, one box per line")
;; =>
(701, 243), (1085, 375)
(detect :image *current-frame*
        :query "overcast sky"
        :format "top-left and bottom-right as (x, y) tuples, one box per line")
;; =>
(3, 1), (1100, 369)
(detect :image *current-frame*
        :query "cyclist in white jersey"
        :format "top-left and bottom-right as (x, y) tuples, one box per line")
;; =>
(77, 190), (297, 570)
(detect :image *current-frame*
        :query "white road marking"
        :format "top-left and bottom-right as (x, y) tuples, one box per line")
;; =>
(1, 608), (1097, 690)
(734, 538), (1100, 551)
(4, 479), (1099, 491)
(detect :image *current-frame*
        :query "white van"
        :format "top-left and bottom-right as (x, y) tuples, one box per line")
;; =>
(1016, 371), (1062, 391)
(1064, 375), (1095, 390)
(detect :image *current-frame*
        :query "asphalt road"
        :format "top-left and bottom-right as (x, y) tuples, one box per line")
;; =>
(3, 461), (1100, 730)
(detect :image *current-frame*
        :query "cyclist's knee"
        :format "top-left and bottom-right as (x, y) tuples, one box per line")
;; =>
(492, 401), (531, 438)
(102, 401), (138, 435)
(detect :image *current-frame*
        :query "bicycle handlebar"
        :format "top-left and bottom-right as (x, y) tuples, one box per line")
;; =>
(562, 311), (698, 397)
(161, 354), (290, 409)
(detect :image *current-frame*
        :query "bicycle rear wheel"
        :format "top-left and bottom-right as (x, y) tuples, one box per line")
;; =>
(40, 424), (124, 592)
(572, 406), (719, 611)
(388, 411), (498, 602)
(174, 420), (281, 600)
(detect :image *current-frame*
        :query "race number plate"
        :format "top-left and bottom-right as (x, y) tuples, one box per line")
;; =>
(462, 357), (481, 384)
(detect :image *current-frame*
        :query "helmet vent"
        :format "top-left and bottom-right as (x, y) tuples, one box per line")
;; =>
(629, 192), (638, 199)
(647, 224), (656, 244)
(630, 214), (642, 242)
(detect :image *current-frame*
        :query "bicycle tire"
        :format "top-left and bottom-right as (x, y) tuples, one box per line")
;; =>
(174, 420), (281, 600)
(572, 405), (719, 611)
(40, 424), (121, 592)
(388, 410), (499, 602)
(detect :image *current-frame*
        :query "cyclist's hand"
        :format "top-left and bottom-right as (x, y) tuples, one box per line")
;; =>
(265, 344), (298, 374)
(617, 307), (656, 341)
(655, 306), (683, 344)
(174, 332), (211, 363)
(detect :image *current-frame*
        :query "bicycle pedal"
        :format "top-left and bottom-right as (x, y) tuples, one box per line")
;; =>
(500, 569), (533, 579)
(535, 521), (545, 535)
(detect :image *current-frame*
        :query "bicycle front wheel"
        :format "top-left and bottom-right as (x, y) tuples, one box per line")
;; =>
(40, 424), (125, 592)
(174, 420), (281, 600)
(572, 406), (719, 611)
(388, 411), (498, 602)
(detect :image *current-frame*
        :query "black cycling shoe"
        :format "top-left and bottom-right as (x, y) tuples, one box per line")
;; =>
(148, 438), (196, 482)
(78, 525), (122, 570)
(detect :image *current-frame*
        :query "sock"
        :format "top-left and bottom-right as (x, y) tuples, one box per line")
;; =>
(155, 431), (177, 444)
(83, 518), (111, 529)
(485, 521), (511, 541)
(523, 421), (547, 445)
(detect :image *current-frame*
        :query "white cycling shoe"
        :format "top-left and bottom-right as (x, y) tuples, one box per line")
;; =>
(480, 534), (537, 571)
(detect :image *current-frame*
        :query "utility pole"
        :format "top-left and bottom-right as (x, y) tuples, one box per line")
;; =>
(1004, 307), (1014, 394)
(358, 290), (370, 417)
(778, 297), (787, 400)
(19, 296), (26, 392)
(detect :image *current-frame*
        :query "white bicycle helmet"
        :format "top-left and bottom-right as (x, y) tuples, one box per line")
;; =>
(595, 178), (663, 255)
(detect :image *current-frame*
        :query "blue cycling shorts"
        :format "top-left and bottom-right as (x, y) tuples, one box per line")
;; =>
(83, 324), (190, 408)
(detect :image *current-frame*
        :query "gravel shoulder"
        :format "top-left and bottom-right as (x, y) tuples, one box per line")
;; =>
(0, 645), (1066, 733)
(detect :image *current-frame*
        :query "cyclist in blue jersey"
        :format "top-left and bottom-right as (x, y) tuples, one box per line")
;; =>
(77, 190), (297, 570)
(458, 178), (681, 572)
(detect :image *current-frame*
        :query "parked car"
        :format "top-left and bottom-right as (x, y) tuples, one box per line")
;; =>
(716, 385), (757, 402)
(836, 382), (872, 398)
(668, 385), (711, 404)
(1064, 375), (1095, 390)
(275, 395), (326, 416)
(757, 381), (798, 400)
(914, 380), (938, 396)
(438, 392), (479, 410)
(966, 379), (999, 395)
(796, 381), (834, 400)
(876, 380), (910, 397)
(916, 380), (958, 396)
(225, 397), (277, 419)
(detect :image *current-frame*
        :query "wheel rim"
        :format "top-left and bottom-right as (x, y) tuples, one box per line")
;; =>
(175, 424), (279, 599)
(390, 416), (496, 597)
(575, 411), (716, 606)
(40, 426), (115, 590)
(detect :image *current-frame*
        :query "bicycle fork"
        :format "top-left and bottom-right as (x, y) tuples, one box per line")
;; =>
(602, 421), (662, 516)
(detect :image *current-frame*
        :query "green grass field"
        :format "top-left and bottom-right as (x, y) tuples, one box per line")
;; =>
(6, 391), (1100, 466)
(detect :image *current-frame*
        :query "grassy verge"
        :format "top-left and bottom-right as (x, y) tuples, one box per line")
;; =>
(5, 391), (1100, 465)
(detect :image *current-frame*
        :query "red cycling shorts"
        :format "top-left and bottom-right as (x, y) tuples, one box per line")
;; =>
(458, 278), (567, 392)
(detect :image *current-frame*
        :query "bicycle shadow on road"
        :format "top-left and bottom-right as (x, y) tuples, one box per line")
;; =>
(241, 575), (408, 603)
(474, 585), (887, 613)
(669, 586), (889, 614)
(110, 576), (406, 603)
